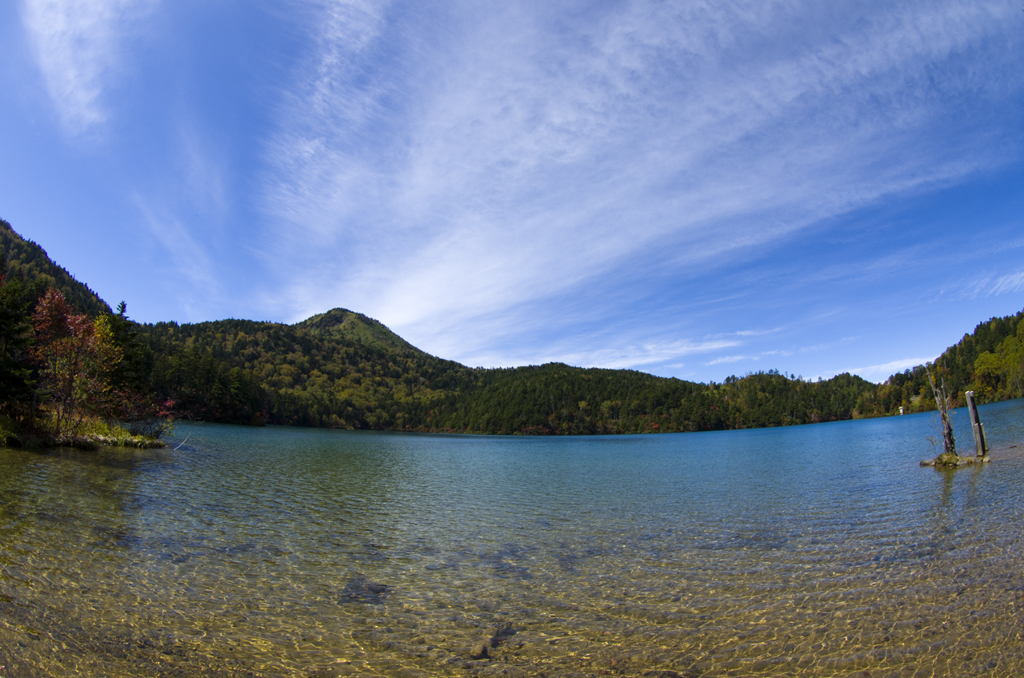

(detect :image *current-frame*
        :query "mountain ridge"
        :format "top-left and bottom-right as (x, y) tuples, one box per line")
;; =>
(3, 218), (1022, 434)
(0, 218), (111, 318)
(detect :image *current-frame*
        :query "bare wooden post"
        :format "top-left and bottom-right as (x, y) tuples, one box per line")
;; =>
(927, 367), (957, 457)
(965, 391), (989, 457)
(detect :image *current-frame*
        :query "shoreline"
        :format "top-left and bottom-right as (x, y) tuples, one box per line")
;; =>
(1, 432), (165, 451)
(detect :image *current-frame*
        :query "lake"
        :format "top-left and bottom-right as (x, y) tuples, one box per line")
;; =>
(2, 399), (1024, 677)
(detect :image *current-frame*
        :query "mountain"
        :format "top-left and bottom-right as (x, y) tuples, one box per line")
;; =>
(0, 219), (111, 318)
(135, 309), (878, 433)
(297, 308), (421, 352)
(3, 217), (1021, 435)
(134, 315), (475, 428)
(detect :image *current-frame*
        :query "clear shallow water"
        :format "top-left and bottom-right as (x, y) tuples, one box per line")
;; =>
(2, 400), (1023, 677)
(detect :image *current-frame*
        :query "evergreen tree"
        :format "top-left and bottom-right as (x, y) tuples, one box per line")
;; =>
(0, 252), (35, 414)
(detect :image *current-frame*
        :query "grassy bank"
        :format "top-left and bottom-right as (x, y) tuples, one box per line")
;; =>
(0, 415), (167, 450)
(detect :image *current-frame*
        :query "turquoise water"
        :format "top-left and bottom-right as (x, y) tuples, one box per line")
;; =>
(1, 399), (1023, 676)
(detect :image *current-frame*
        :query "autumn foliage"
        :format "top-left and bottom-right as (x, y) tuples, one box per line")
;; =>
(31, 289), (117, 438)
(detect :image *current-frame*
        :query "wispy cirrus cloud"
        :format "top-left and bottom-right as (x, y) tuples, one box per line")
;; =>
(257, 0), (1023, 367)
(704, 349), (794, 367)
(177, 123), (229, 222)
(261, 0), (393, 242)
(735, 328), (783, 338)
(960, 267), (1024, 300)
(461, 336), (742, 372)
(991, 271), (1024, 296)
(132, 197), (219, 306)
(549, 338), (743, 371)
(842, 357), (936, 383)
(706, 355), (749, 366)
(973, 271), (1024, 298)
(800, 337), (859, 354)
(21, 0), (156, 137)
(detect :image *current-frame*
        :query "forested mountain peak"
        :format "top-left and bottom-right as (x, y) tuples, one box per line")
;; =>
(296, 308), (421, 354)
(0, 218), (111, 318)
(3, 217), (1022, 435)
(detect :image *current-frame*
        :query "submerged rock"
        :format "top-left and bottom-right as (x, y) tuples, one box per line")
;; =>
(340, 575), (389, 604)
(465, 622), (517, 660)
(489, 621), (516, 647)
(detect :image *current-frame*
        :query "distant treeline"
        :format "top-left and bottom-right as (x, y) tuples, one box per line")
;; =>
(3, 217), (1023, 436)
(418, 365), (872, 435)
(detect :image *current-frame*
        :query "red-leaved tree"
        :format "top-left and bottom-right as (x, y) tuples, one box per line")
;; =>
(32, 289), (118, 438)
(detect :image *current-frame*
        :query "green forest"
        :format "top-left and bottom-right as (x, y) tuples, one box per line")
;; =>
(2, 217), (1023, 442)
(853, 312), (1024, 418)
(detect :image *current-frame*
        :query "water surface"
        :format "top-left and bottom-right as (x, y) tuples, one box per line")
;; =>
(2, 399), (1024, 676)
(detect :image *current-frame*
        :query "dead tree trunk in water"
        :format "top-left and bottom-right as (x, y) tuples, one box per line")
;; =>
(927, 367), (957, 457)
(965, 390), (989, 457)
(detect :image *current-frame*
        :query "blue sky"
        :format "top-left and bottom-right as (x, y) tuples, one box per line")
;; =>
(1, 0), (1022, 384)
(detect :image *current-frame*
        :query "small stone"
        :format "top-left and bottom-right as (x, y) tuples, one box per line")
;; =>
(469, 643), (490, 660)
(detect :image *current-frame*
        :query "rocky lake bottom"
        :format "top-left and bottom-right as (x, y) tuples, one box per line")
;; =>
(2, 399), (1024, 677)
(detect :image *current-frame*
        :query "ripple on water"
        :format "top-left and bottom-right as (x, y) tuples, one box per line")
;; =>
(2, 401), (1024, 676)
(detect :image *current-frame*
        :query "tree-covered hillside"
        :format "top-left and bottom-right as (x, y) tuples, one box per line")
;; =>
(855, 310), (1024, 417)
(421, 365), (874, 435)
(134, 314), (879, 434)
(135, 315), (475, 429)
(3, 217), (1022, 439)
(0, 219), (111, 318)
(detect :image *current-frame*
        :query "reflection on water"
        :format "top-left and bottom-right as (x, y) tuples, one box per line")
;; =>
(2, 399), (1024, 676)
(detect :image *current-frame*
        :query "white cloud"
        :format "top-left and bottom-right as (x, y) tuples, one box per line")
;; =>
(990, 271), (1024, 296)
(179, 125), (228, 220)
(257, 0), (1023, 367)
(21, 0), (156, 136)
(960, 268), (1024, 300)
(800, 337), (859, 354)
(553, 338), (743, 371)
(703, 349), (793, 367)
(132, 197), (220, 307)
(735, 329), (783, 338)
(706, 355), (749, 366)
(262, 0), (392, 241)
(842, 357), (934, 383)
(461, 337), (742, 372)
